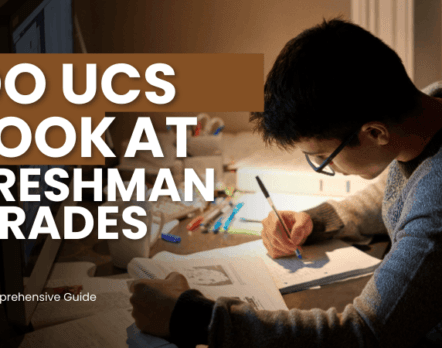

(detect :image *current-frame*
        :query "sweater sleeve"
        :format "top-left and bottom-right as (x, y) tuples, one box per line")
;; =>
(304, 167), (389, 245)
(169, 289), (214, 348)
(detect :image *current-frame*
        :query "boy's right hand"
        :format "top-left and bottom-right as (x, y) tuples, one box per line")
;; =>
(261, 211), (313, 259)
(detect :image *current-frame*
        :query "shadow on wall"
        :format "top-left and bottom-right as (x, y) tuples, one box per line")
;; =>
(74, 0), (350, 149)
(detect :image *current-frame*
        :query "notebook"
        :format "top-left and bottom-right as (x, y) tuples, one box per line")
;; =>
(9, 308), (179, 348)
(151, 239), (382, 294)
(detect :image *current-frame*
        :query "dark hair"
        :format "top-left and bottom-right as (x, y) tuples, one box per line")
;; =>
(250, 18), (420, 148)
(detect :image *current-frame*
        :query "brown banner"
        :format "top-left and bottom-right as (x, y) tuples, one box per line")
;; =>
(0, 54), (263, 165)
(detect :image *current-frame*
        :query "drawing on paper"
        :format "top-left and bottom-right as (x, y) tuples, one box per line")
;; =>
(182, 265), (232, 286)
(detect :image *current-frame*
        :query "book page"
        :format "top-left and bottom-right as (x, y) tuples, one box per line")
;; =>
(127, 321), (178, 348)
(128, 256), (287, 311)
(20, 303), (195, 348)
(31, 291), (132, 330)
(15, 308), (182, 348)
(17, 309), (134, 348)
(44, 277), (132, 294)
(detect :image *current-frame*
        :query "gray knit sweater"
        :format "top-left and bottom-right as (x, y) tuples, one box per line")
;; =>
(169, 81), (442, 348)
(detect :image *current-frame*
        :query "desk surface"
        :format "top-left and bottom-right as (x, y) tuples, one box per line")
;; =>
(56, 200), (390, 313)
(1, 199), (390, 344)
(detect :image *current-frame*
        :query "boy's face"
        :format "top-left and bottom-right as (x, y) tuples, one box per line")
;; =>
(297, 135), (394, 180)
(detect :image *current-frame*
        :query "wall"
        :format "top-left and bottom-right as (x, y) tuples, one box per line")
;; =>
(73, 0), (350, 154)
(414, 0), (442, 90)
(351, 0), (442, 91)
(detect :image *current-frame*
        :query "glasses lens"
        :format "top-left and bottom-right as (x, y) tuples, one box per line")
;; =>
(305, 154), (335, 176)
(321, 165), (334, 175)
(310, 155), (323, 166)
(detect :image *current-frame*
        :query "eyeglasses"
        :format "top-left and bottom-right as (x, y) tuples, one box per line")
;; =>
(304, 130), (359, 176)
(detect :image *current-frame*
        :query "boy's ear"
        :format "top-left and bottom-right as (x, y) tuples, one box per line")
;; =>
(360, 122), (389, 145)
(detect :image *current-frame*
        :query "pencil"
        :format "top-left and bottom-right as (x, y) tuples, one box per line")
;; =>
(255, 176), (303, 260)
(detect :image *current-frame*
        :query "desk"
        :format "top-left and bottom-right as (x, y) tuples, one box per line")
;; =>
(56, 200), (390, 313)
(1, 198), (390, 346)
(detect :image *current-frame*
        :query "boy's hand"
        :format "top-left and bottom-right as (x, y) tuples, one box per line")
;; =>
(129, 272), (190, 338)
(261, 211), (313, 258)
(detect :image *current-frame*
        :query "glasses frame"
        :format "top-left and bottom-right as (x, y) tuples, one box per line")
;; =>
(305, 130), (359, 176)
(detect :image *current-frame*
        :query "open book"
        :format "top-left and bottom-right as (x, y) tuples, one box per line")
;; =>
(126, 255), (288, 348)
(128, 256), (288, 311)
(135, 239), (382, 294)
(30, 277), (133, 329)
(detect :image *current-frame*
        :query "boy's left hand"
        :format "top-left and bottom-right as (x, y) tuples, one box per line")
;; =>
(129, 272), (190, 338)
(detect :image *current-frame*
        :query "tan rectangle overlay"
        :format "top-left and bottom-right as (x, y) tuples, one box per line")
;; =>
(0, 54), (263, 165)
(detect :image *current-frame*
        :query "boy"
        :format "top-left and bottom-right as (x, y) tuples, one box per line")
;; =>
(130, 18), (442, 347)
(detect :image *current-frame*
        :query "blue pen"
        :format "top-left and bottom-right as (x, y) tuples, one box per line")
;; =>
(212, 216), (224, 233)
(161, 233), (181, 243)
(223, 202), (244, 232)
(213, 125), (225, 135)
